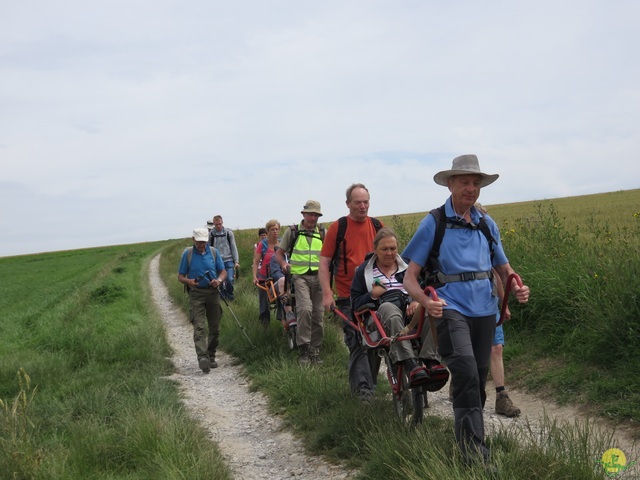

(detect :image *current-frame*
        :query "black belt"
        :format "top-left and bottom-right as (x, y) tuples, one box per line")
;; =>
(302, 269), (318, 275)
(437, 270), (493, 283)
(194, 285), (215, 290)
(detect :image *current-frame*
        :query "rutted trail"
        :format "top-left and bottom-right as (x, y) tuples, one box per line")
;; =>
(149, 254), (353, 480)
(149, 253), (638, 478)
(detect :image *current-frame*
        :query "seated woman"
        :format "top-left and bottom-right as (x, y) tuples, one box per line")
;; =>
(350, 227), (429, 388)
(252, 219), (280, 327)
(269, 247), (295, 327)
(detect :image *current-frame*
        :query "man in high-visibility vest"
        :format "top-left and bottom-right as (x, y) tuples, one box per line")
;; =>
(276, 200), (325, 365)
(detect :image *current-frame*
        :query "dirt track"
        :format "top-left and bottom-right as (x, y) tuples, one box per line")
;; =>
(149, 254), (638, 478)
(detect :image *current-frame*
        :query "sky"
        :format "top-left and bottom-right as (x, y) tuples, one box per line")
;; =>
(1, 1), (639, 257)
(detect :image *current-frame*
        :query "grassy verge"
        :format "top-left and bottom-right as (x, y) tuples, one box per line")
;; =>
(0, 243), (232, 479)
(387, 190), (640, 427)
(2, 189), (637, 479)
(160, 207), (636, 478)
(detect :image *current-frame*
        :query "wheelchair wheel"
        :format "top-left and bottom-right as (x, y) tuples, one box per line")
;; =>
(392, 369), (424, 426)
(287, 325), (297, 350)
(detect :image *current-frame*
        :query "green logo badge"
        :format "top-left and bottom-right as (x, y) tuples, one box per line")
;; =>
(596, 448), (637, 478)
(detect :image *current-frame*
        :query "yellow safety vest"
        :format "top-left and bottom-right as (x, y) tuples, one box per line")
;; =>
(289, 225), (323, 275)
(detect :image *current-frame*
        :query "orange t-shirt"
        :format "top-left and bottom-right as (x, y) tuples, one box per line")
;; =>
(321, 216), (382, 298)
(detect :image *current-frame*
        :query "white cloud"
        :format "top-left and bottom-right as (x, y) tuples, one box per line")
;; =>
(1, 0), (639, 256)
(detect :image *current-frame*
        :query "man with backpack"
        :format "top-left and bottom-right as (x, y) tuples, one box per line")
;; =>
(208, 215), (240, 301)
(276, 200), (326, 365)
(178, 228), (227, 374)
(319, 184), (383, 402)
(402, 154), (530, 471)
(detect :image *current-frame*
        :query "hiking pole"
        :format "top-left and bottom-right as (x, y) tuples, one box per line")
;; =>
(219, 294), (255, 348)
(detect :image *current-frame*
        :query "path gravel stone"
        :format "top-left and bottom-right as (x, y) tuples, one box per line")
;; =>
(149, 254), (638, 478)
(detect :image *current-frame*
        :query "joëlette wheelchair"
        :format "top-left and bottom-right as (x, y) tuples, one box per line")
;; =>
(333, 286), (449, 426)
(256, 270), (298, 350)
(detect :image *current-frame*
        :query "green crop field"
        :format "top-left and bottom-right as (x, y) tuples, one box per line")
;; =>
(1, 188), (638, 479)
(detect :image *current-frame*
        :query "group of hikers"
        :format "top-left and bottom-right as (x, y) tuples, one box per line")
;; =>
(177, 154), (531, 470)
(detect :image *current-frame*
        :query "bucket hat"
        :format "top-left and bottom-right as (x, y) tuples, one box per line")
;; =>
(433, 154), (499, 188)
(301, 200), (323, 216)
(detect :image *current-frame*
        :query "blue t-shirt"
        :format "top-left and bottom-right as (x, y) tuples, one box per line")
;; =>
(402, 196), (508, 317)
(178, 245), (225, 288)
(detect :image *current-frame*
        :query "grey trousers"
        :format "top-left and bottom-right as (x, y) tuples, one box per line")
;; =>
(377, 302), (415, 363)
(418, 311), (441, 362)
(337, 300), (380, 397)
(292, 274), (324, 350)
(437, 310), (495, 462)
(189, 287), (222, 362)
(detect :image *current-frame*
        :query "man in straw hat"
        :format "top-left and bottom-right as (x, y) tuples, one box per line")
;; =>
(276, 200), (326, 365)
(402, 154), (530, 469)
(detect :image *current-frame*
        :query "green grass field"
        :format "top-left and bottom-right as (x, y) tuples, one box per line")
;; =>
(1, 188), (638, 479)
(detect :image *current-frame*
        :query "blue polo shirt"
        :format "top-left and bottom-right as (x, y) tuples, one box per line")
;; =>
(179, 245), (225, 288)
(402, 196), (508, 317)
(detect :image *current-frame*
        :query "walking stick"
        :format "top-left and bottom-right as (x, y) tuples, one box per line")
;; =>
(219, 291), (255, 348)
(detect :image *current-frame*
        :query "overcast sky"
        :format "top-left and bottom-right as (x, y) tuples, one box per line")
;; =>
(1, 1), (638, 257)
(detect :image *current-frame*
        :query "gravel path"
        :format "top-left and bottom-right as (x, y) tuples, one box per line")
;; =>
(149, 255), (354, 480)
(149, 254), (637, 478)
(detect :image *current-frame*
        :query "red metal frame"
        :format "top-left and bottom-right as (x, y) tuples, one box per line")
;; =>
(256, 279), (279, 303)
(496, 273), (523, 326)
(331, 286), (440, 398)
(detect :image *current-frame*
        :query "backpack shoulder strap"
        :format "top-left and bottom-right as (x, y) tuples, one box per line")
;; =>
(336, 216), (348, 245)
(334, 216), (349, 275)
(370, 216), (383, 233)
(422, 205), (446, 285)
(430, 205), (447, 260)
(186, 245), (216, 268)
(477, 216), (496, 263)
(260, 238), (269, 261)
(287, 224), (299, 258)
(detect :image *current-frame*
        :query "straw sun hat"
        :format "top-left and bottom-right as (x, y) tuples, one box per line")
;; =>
(433, 154), (499, 188)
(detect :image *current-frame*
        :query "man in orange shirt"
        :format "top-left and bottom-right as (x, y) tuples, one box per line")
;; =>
(319, 183), (383, 402)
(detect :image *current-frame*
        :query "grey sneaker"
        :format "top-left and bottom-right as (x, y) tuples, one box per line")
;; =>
(210, 358), (218, 369)
(358, 389), (374, 404)
(495, 391), (521, 417)
(310, 351), (323, 365)
(199, 357), (210, 374)
(298, 344), (310, 365)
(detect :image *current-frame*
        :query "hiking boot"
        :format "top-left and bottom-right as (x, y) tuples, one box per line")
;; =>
(210, 358), (218, 369)
(421, 358), (450, 392)
(358, 389), (374, 404)
(404, 358), (429, 388)
(310, 349), (323, 365)
(298, 344), (311, 365)
(199, 357), (210, 374)
(495, 391), (521, 417)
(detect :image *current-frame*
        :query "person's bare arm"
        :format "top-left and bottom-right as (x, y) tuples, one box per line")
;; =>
(252, 247), (261, 284)
(493, 263), (530, 304)
(318, 255), (334, 311)
(403, 261), (447, 318)
(178, 273), (197, 289)
(275, 248), (288, 272)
